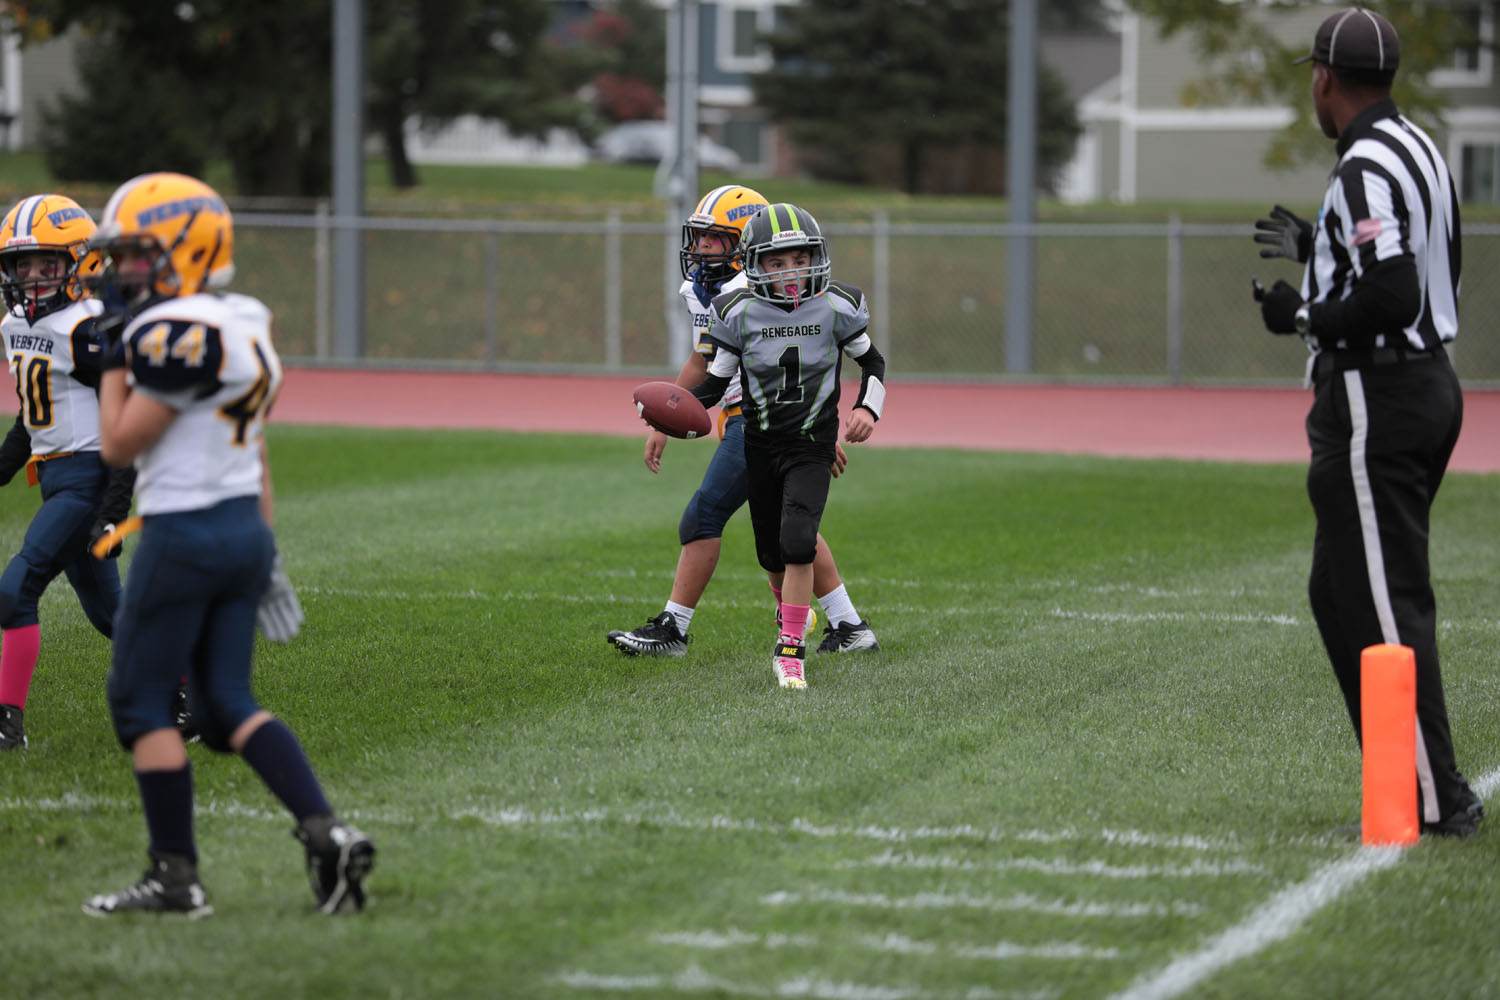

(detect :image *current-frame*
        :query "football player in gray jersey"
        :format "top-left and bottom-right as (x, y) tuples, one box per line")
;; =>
(607, 184), (879, 659)
(689, 204), (886, 689)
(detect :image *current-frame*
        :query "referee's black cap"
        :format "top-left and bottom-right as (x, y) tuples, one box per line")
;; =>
(1295, 7), (1400, 71)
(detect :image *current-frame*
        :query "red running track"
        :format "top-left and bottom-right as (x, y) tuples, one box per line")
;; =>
(260, 368), (1500, 474)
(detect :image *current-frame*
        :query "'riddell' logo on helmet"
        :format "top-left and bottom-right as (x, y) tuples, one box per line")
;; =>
(135, 196), (228, 228)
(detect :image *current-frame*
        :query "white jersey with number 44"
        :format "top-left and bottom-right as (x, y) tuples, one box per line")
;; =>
(123, 292), (283, 515)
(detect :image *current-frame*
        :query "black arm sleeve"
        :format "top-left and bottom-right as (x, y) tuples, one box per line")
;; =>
(0, 414), (31, 486)
(69, 316), (106, 388)
(689, 373), (733, 409)
(95, 464), (136, 525)
(850, 342), (886, 418)
(1309, 255), (1422, 349)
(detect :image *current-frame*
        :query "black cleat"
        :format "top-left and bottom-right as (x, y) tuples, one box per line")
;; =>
(815, 620), (880, 654)
(83, 851), (213, 918)
(607, 611), (690, 657)
(0, 703), (24, 750)
(294, 814), (376, 914)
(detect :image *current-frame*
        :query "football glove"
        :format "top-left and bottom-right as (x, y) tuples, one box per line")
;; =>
(257, 553), (305, 643)
(1253, 205), (1313, 263)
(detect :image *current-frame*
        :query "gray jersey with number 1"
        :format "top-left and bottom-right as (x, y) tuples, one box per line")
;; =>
(704, 280), (869, 442)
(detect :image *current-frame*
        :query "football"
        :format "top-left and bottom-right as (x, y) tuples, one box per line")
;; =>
(632, 381), (712, 439)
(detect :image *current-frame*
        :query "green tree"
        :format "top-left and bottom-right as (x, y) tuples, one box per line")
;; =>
(12, 0), (594, 195)
(1126, 0), (1483, 170)
(11, 0), (330, 198)
(571, 0), (666, 124)
(750, 0), (1080, 195)
(367, 0), (596, 189)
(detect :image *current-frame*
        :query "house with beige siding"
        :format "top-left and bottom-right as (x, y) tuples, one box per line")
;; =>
(1067, 2), (1500, 205)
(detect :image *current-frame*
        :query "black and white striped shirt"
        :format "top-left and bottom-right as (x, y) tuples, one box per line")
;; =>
(1304, 99), (1461, 352)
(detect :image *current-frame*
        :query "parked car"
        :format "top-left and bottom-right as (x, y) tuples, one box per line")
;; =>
(592, 121), (742, 171)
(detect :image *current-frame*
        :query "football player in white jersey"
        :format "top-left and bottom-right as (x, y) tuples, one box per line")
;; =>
(687, 204), (886, 689)
(607, 185), (879, 658)
(0, 194), (132, 751)
(82, 173), (374, 918)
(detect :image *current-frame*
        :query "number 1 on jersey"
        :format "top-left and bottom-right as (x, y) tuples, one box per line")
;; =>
(774, 345), (804, 404)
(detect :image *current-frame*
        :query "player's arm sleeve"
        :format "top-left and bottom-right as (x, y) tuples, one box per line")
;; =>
(689, 357), (736, 408)
(1308, 160), (1421, 347)
(69, 317), (106, 388)
(0, 413), (31, 486)
(842, 333), (887, 420)
(94, 463), (136, 525)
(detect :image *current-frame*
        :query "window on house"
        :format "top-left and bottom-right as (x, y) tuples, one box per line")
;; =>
(1461, 142), (1500, 203)
(1431, 3), (1493, 86)
(718, 4), (775, 73)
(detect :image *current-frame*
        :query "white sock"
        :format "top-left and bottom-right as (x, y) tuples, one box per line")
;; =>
(816, 585), (859, 627)
(665, 601), (695, 634)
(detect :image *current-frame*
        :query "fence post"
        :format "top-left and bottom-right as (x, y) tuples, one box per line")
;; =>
(483, 228), (500, 365)
(1166, 212), (1184, 385)
(605, 208), (623, 371)
(872, 209), (891, 360)
(314, 198), (331, 361)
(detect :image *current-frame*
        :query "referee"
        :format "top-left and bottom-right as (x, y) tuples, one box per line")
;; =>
(1253, 7), (1481, 837)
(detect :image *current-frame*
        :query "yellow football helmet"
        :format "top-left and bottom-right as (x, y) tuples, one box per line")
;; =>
(0, 193), (100, 318)
(91, 172), (235, 305)
(679, 184), (768, 283)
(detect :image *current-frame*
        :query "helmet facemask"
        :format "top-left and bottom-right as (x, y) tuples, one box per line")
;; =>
(744, 233), (831, 306)
(0, 250), (78, 321)
(679, 219), (743, 285)
(0, 194), (100, 321)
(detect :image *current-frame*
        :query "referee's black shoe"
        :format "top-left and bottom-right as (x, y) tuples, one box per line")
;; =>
(1421, 792), (1485, 839)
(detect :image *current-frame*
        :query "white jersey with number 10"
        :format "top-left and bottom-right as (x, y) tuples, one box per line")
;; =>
(123, 292), (283, 516)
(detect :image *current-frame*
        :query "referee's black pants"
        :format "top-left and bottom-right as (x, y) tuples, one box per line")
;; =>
(1305, 352), (1469, 824)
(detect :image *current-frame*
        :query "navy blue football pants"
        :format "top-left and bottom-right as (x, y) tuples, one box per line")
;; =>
(0, 451), (119, 635)
(678, 414), (748, 544)
(107, 496), (273, 752)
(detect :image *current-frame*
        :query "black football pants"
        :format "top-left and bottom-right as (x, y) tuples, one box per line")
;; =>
(743, 434), (834, 574)
(1305, 353), (1467, 823)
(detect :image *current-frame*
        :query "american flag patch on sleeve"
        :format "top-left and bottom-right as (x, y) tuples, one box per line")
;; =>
(1353, 218), (1383, 247)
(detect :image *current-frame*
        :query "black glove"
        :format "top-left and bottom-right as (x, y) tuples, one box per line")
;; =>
(89, 520), (122, 559)
(1254, 205), (1314, 263)
(1256, 278), (1304, 334)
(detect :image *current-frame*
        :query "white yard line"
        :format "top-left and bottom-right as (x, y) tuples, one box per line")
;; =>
(3, 793), (1243, 850)
(761, 887), (1201, 919)
(555, 966), (1049, 1000)
(1109, 766), (1500, 1000)
(835, 849), (1263, 878)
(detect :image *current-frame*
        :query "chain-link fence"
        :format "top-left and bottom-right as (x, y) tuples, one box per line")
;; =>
(232, 210), (1500, 386)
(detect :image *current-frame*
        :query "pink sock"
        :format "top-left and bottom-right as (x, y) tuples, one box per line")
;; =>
(0, 624), (41, 708)
(769, 582), (782, 605)
(779, 604), (810, 642)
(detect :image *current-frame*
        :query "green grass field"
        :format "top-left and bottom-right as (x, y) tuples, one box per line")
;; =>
(5, 426), (1500, 998)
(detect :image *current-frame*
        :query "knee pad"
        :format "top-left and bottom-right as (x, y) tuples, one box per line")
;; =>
(678, 489), (735, 546)
(0, 555), (43, 629)
(196, 689), (258, 754)
(780, 520), (818, 566)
